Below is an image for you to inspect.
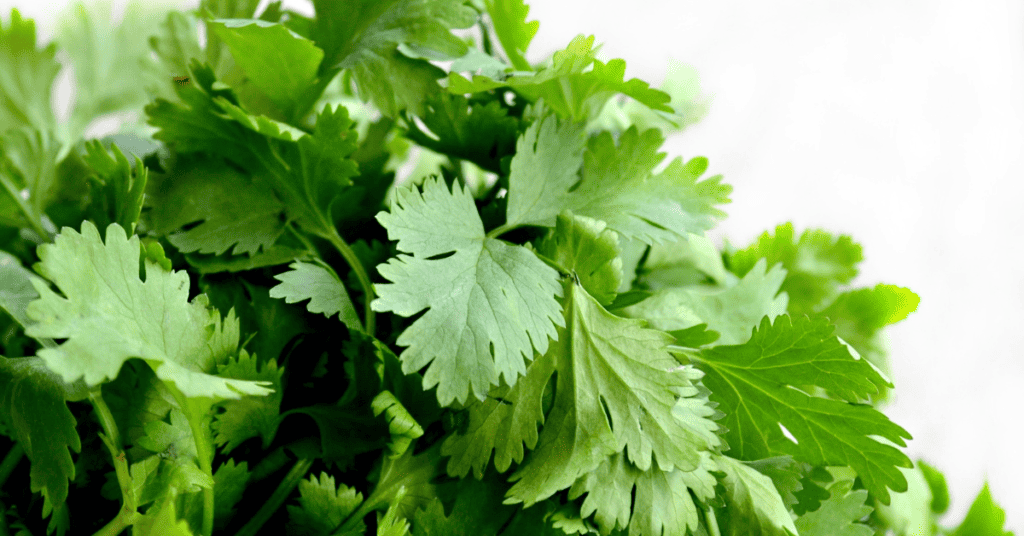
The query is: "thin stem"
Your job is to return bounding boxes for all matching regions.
[0,443,23,490]
[704,504,722,536]
[0,172,49,242]
[485,222,518,240]
[89,389,142,536]
[324,228,375,336]
[0,499,9,536]
[233,458,314,536]
[286,222,319,256]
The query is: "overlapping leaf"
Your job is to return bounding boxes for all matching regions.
[505,116,729,244]
[286,472,366,536]
[24,221,272,399]
[269,261,362,333]
[372,175,564,406]
[212,350,284,452]
[311,0,476,117]
[0,9,58,133]
[714,454,798,536]
[568,451,719,536]
[403,93,520,173]
[794,479,873,536]
[449,35,673,121]
[692,314,913,503]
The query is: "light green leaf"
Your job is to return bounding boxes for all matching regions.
[0,250,44,328]
[624,258,788,345]
[948,483,1014,536]
[568,451,718,536]
[640,233,732,290]
[506,282,720,506]
[372,175,564,406]
[795,479,873,536]
[873,463,938,536]
[0,9,59,132]
[692,314,912,504]
[83,141,148,234]
[269,261,362,332]
[484,0,539,71]
[210,18,324,120]
[537,211,623,307]
[728,222,863,316]
[504,114,587,230]
[715,454,798,536]
[24,221,272,400]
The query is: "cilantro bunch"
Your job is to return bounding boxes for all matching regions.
[0,1,1014,535]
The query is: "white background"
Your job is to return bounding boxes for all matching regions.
[2,0,1022,532]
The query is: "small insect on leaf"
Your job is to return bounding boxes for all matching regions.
[173,76,190,86]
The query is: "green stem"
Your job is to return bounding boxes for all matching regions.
[704,504,722,536]
[0,444,23,491]
[89,389,142,536]
[485,222,518,240]
[286,222,319,256]
[234,458,314,536]
[0,172,49,242]
[324,228,376,336]
[0,499,9,536]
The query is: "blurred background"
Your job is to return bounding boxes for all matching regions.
[1,0,1021,532]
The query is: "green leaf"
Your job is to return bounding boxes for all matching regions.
[714,454,798,536]
[310,0,476,117]
[536,211,623,307]
[506,282,720,506]
[269,261,362,333]
[56,1,169,139]
[209,18,325,120]
[0,356,82,515]
[371,390,424,458]
[692,314,912,504]
[504,117,728,243]
[403,93,520,174]
[639,232,732,289]
[212,350,284,452]
[568,451,718,536]
[873,463,939,536]
[623,258,789,345]
[147,71,360,239]
[917,460,949,514]
[24,221,272,399]
[450,35,673,121]
[372,175,564,406]
[484,0,539,71]
[83,141,148,234]
[503,113,587,230]
[411,474,516,535]
[794,479,873,536]
[0,9,59,133]
[286,472,365,536]
[727,223,863,316]
[948,483,1014,536]
[0,250,45,328]
[136,406,215,494]
[147,154,285,256]
[211,458,250,530]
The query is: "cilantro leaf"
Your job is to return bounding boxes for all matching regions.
[506,283,720,506]
[0,250,44,328]
[714,454,798,536]
[0,9,58,133]
[270,261,362,333]
[568,451,718,536]
[286,472,366,536]
[504,117,729,243]
[371,390,424,459]
[537,212,623,307]
[136,407,215,494]
[0,356,82,515]
[310,0,476,117]
[403,93,521,174]
[372,175,564,406]
[484,0,539,71]
[623,258,789,345]
[147,154,286,256]
[212,350,284,452]
[727,223,863,316]
[948,483,1014,536]
[795,479,873,536]
[817,283,920,375]
[410,473,516,535]
[147,68,360,239]
[450,35,673,121]
[639,232,732,290]
[24,221,272,399]
[691,314,913,504]
[209,18,325,121]
[82,141,148,234]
